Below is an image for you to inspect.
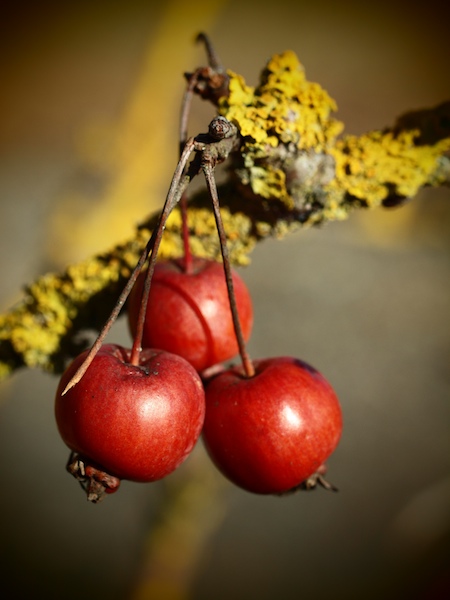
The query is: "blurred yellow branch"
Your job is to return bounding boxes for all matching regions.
[128,447,229,600]
[1,47,449,381]
[47,0,227,265]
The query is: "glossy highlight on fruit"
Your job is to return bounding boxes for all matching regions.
[202,356,342,494]
[55,344,205,483]
[127,257,253,372]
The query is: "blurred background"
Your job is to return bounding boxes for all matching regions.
[0,1,449,598]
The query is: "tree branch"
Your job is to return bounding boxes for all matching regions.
[1,49,449,381]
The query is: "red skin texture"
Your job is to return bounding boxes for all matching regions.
[202,357,342,494]
[55,344,205,482]
[127,257,253,372]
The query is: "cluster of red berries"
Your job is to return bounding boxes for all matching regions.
[55,250,342,502]
[54,38,342,503]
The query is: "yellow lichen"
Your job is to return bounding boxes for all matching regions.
[220,52,342,153]
[328,130,450,206]
[248,166,288,202]
[219,51,343,208]
[0,242,147,373]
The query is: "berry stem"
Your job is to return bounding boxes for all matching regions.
[61,229,157,394]
[196,32,222,70]
[203,163,255,378]
[179,77,195,274]
[179,191,193,274]
[63,138,199,391]
[130,139,197,365]
[179,73,195,158]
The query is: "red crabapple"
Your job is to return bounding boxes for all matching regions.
[55,343,205,501]
[127,257,253,372]
[202,356,342,494]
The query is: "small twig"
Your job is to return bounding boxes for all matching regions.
[62,111,243,389]
[195,32,223,71]
[178,191,194,274]
[178,60,198,274]
[63,138,198,390]
[199,117,255,378]
[183,32,229,105]
[129,139,195,365]
[61,230,157,394]
[203,164,255,379]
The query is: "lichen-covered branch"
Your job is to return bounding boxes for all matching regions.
[217,51,450,218]
[1,50,449,382]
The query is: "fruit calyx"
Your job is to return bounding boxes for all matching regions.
[282,464,339,495]
[66,452,121,504]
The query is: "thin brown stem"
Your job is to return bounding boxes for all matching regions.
[178,75,197,274]
[179,74,196,155]
[129,180,190,365]
[179,192,193,274]
[130,139,196,365]
[196,32,222,71]
[63,138,198,389]
[61,229,157,394]
[203,163,255,378]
